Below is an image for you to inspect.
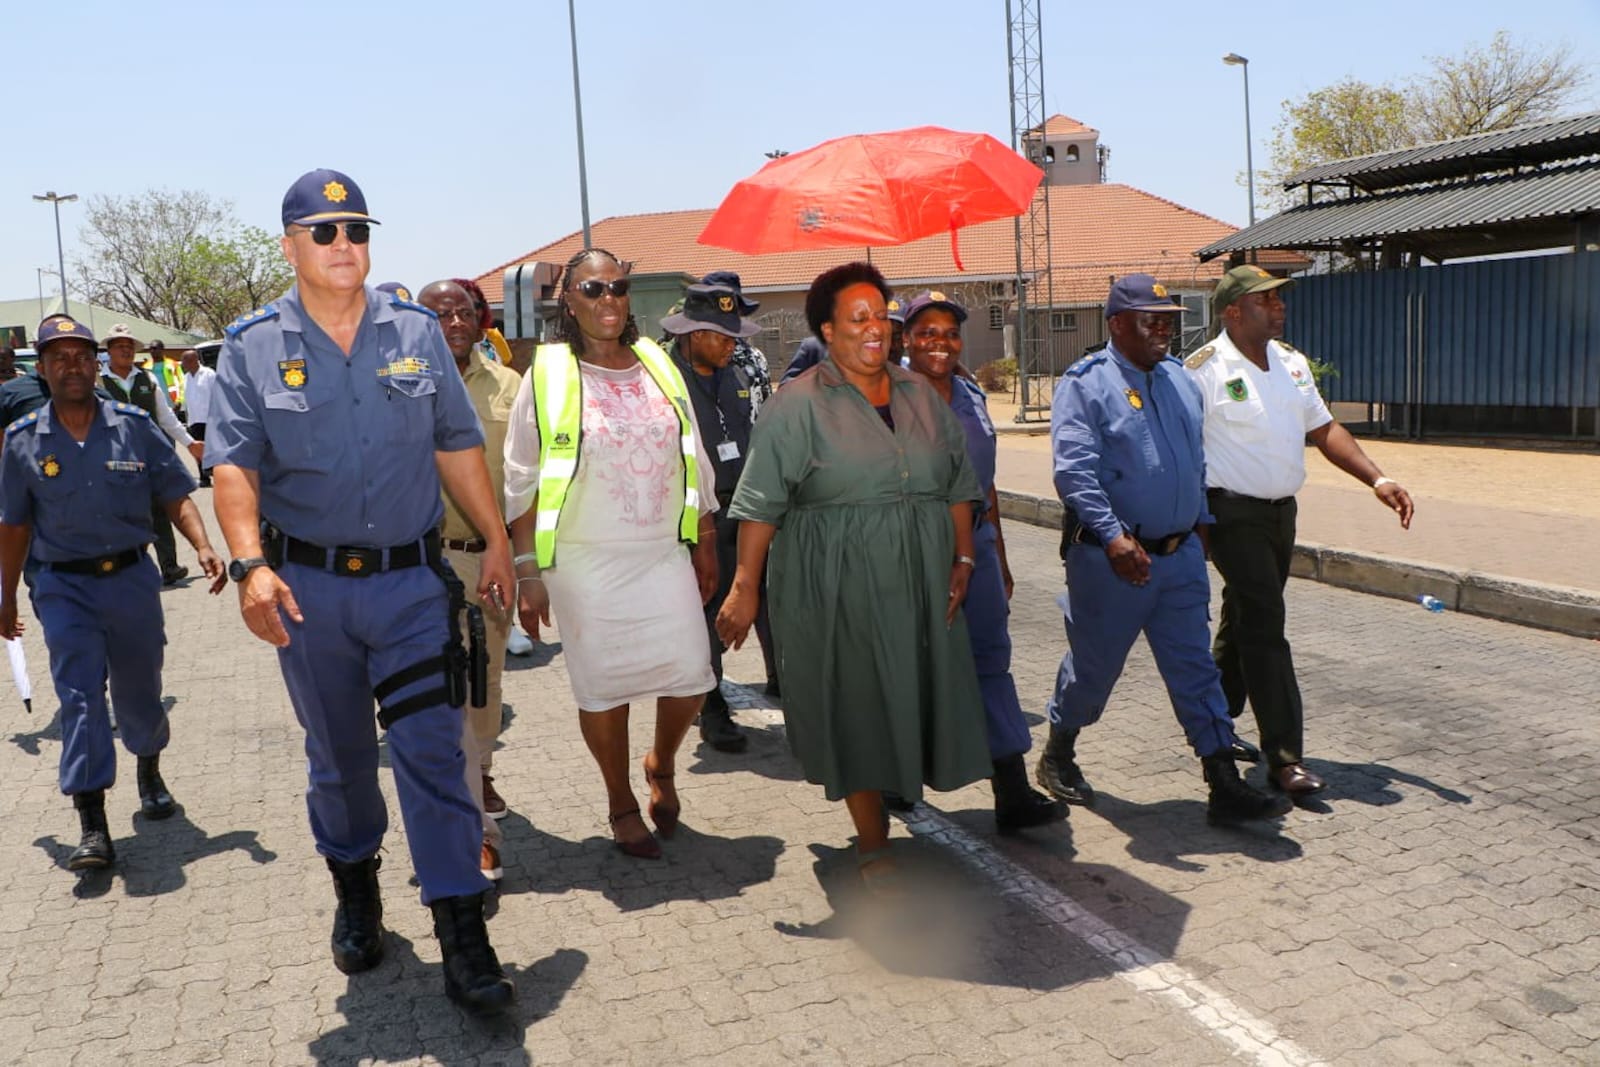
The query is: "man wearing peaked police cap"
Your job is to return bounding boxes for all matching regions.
[1036,274,1291,825]
[1183,265,1414,798]
[662,285,763,753]
[0,318,227,875]
[204,168,515,1015]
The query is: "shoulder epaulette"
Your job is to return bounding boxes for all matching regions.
[388,293,437,318]
[1065,352,1106,377]
[225,305,280,338]
[1276,339,1302,355]
[111,401,152,420]
[5,411,39,436]
[1183,344,1216,370]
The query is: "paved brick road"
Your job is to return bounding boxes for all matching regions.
[2,516,1596,1065]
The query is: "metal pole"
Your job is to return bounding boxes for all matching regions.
[566,0,593,250]
[1242,61,1256,228]
[32,191,77,317]
[36,268,45,323]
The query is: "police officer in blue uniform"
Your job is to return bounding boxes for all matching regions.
[1034,275,1291,824]
[0,318,226,873]
[900,290,1066,834]
[205,170,515,1015]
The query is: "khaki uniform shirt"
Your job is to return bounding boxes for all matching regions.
[441,351,523,541]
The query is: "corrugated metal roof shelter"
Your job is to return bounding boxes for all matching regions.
[1197,159,1600,261]
[1197,110,1600,263]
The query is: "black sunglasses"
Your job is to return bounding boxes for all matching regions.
[572,278,630,299]
[299,222,371,246]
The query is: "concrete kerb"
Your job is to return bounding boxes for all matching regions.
[996,489,1600,639]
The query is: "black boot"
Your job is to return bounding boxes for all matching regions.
[993,753,1068,834]
[326,856,386,974]
[136,753,176,819]
[1202,754,1292,824]
[68,791,115,870]
[1035,729,1095,807]
[430,891,515,1016]
[698,690,748,753]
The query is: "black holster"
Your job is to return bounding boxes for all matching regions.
[371,557,482,728]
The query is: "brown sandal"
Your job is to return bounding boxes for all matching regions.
[608,808,661,860]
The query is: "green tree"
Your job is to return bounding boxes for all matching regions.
[1265,31,1590,207]
[76,189,292,336]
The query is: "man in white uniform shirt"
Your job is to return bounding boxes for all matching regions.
[180,349,217,487]
[1185,265,1414,797]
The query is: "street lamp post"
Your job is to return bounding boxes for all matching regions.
[566,0,592,251]
[1221,54,1255,229]
[32,191,78,317]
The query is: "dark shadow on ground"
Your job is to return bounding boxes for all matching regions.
[1082,790,1303,873]
[8,707,58,755]
[1240,757,1472,813]
[684,714,804,783]
[32,807,276,898]
[771,838,1188,992]
[307,931,586,1066]
[503,641,561,672]
[492,809,784,913]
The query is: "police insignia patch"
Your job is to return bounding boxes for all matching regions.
[395,287,411,302]
[930,291,947,301]
[1152,283,1168,297]
[279,359,307,389]
[41,455,59,478]
[57,322,76,333]
[1125,388,1144,411]
[1225,377,1249,402]
[718,295,734,313]
[323,181,348,203]
[346,557,364,573]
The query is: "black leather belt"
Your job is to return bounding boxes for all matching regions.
[1070,525,1191,556]
[47,547,145,576]
[280,530,441,577]
[442,537,487,553]
[1208,487,1294,506]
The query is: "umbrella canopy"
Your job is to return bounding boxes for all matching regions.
[697,126,1042,269]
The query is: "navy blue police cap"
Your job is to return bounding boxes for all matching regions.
[900,290,969,328]
[1105,273,1183,318]
[281,168,381,229]
[35,317,96,352]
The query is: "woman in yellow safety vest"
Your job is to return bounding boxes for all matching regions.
[504,248,719,860]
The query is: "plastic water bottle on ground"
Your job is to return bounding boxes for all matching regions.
[1418,595,1446,613]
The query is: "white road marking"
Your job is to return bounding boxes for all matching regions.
[726,686,1324,1067]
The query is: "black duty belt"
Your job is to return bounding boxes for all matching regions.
[278,530,442,577]
[1069,524,1192,557]
[1207,487,1294,507]
[442,537,487,553]
[47,547,145,577]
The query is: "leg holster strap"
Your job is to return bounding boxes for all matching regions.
[374,656,451,729]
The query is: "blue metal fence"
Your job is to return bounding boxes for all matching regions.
[1284,252,1599,412]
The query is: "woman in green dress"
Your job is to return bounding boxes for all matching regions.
[715,262,991,887]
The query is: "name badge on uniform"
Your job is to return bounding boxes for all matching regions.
[1225,377,1250,402]
[279,359,307,389]
[378,356,430,377]
[105,460,146,472]
[717,441,741,462]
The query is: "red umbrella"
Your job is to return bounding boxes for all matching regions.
[697,126,1042,270]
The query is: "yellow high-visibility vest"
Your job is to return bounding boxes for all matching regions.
[530,338,699,567]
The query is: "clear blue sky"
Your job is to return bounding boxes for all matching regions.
[5,0,1597,325]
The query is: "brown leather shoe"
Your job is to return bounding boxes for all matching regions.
[480,842,503,883]
[481,775,507,821]
[1271,763,1326,796]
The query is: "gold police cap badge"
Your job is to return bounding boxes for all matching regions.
[323,181,348,203]
[887,299,901,313]
[930,291,946,301]
[718,295,734,313]
[1151,283,1168,297]
[1125,388,1143,411]
[1249,265,1271,278]
[57,322,75,333]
